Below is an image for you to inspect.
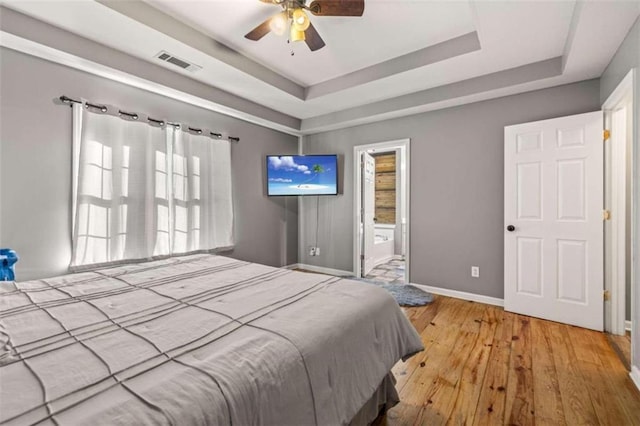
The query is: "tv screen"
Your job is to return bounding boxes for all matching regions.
[266,155,338,196]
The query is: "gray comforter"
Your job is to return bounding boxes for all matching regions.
[0,254,423,425]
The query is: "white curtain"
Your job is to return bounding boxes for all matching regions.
[71,104,234,268]
[167,127,234,254]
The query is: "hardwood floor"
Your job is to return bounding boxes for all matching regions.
[378,295,640,425]
[607,332,632,371]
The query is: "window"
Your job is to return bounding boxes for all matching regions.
[74,141,129,265]
[71,104,233,268]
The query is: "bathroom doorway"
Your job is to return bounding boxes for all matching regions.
[354,139,410,284]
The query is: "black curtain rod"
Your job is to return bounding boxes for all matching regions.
[85,102,108,113]
[58,95,239,142]
[118,110,139,120]
[60,95,81,104]
[148,117,166,127]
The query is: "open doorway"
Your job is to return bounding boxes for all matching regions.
[603,69,635,370]
[354,139,410,284]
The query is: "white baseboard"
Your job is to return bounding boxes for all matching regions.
[286,267,505,307]
[283,263,302,270]
[625,320,632,332]
[285,263,353,277]
[631,366,640,393]
[410,283,504,307]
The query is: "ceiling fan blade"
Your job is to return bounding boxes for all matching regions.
[308,0,365,16]
[304,22,326,51]
[244,17,272,41]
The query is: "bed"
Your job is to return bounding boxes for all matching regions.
[0,254,423,425]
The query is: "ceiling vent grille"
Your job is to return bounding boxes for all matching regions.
[155,51,201,73]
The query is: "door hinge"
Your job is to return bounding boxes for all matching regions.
[604,129,611,141]
[603,210,611,221]
[360,254,365,260]
[604,290,610,301]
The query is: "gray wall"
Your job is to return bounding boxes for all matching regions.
[0,6,300,133]
[0,47,298,281]
[300,79,601,299]
[600,16,640,105]
[600,15,640,379]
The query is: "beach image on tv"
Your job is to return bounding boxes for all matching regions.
[267,155,337,196]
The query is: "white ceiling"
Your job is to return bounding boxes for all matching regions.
[1,0,639,134]
[148,0,478,86]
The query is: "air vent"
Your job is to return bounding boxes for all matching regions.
[155,51,201,73]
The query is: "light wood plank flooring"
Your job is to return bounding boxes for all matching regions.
[377,295,640,425]
[608,332,632,371]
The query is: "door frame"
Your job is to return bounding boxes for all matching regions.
[353,139,410,281]
[603,69,635,336]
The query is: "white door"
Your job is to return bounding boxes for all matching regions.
[362,152,376,276]
[504,111,604,331]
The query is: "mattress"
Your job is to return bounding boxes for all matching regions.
[0,254,423,425]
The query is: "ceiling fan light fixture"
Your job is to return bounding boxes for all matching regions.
[269,12,287,36]
[292,8,310,31]
[290,26,306,42]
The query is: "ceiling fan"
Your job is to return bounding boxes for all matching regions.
[244,0,365,52]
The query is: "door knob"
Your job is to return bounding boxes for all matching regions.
[507,225,516,232]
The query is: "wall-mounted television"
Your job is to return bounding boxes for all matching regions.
[266,155,338,196]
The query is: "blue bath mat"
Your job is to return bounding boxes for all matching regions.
[348,277,433,307]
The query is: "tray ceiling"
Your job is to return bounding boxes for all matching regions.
[1,0,639,134]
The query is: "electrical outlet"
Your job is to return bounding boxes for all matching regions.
[309,247,316,256]
[471,266,480,278]
[315,247,320,256]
